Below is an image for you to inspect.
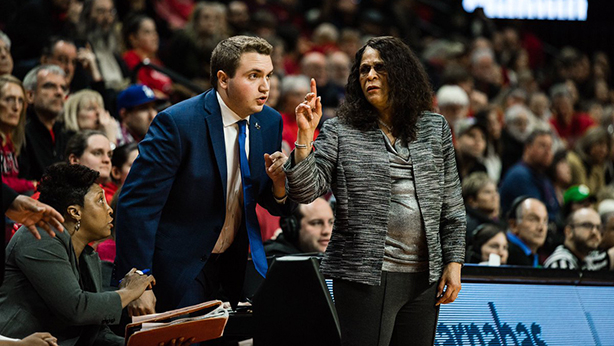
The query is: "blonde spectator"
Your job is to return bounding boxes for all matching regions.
[62,89,118,145]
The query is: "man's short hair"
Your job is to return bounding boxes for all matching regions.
[462,172,493,201]
[210,35,273,90]
[504,104,533,124]
[23,65,66,91]
[566,207,598,228]
[41,36,77,58]
[524,128,552,147]
[507,195,531,221]
[0,31,11,49]
[436,85,469,107]
[280,75,310,97]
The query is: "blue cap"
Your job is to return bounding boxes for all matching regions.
[117,84,163,111]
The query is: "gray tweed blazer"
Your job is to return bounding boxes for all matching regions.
[285,113,466,286]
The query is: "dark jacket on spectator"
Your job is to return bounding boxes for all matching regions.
[264,233,302,257]
[506,232,540,267]
[18,108,71,181]
[500,128,524,180]
[465,207,499,246]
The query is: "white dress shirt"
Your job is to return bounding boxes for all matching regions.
[212,92,250,253]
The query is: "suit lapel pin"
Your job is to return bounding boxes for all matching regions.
[255,122,261,130]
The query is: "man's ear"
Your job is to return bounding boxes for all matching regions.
[217,70,229,89]
[68,154,79,165]
[26,90,35,104]
[508,219,519,234]
[564,225,573,239]
[66,205,81,221]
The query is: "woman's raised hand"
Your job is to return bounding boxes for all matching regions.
[295,78,322,133]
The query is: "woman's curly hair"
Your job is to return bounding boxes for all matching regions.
[337,36,433,143]
[38,163,100,216]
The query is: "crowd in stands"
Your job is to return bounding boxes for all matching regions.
[1,0,614,343]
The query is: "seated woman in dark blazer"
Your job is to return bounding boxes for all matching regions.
[0,164,155,345]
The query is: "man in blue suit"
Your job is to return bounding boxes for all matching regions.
[114,36,295,315]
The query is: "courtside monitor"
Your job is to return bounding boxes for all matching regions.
[252,255,341,346]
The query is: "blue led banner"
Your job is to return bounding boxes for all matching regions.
[436,283,614,345]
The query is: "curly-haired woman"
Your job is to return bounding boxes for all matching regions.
[283,36,466,346]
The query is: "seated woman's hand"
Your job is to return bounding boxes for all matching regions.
[120,268,156,291]
[117,268,156,312]
[127,290,157,316]
[15,332,58,346]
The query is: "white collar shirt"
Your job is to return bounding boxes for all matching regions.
[212,91,250,253]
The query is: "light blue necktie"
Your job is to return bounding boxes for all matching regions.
[237,120,268,277]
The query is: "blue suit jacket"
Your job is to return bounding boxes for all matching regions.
[114,89,294,310]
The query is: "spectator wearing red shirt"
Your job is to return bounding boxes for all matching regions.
[122,15,172,97]
[549,83,595,148]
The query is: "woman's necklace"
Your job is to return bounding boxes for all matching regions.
[378,119,396,145]
[378,119,393,132]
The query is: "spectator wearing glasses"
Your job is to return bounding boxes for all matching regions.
[18,65,71,181]
[545,207,611,270]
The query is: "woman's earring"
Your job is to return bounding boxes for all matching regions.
[75,220,80,233]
